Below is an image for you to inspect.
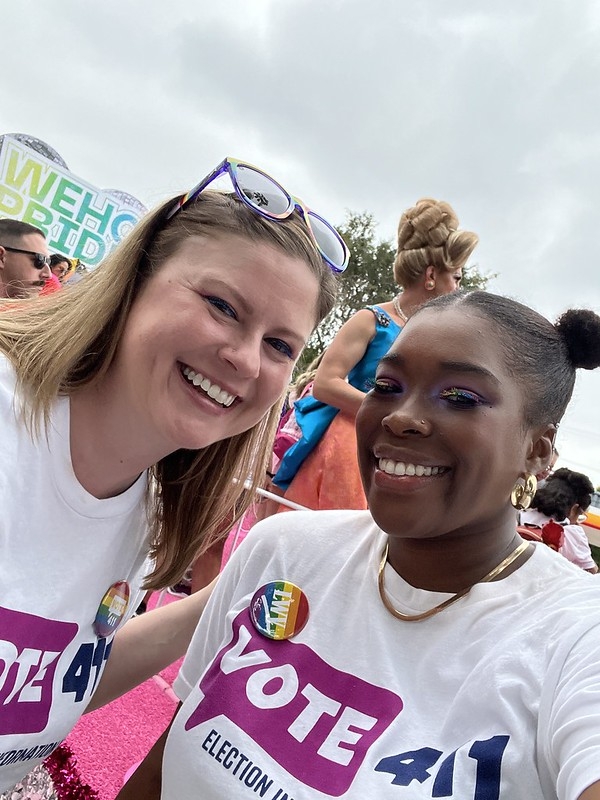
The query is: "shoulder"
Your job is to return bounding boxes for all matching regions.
[529,545,600,615]
[365,305,394,327]
[0,352,16,387]
[563,522,589,540]
[228,509,379,578]
[324,311,378,354]
[244,509,375,551]
[0,353,19,414]
[344,307,380,330]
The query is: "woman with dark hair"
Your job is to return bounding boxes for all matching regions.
[49,253,70,280]
[122,291,600,799]
[40,253,71,294]
[521,467,598,572]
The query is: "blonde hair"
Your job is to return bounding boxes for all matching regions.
[289,352,324,400]
[0,192,338,588]
[393,197,478,288]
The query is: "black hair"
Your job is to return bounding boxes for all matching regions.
[415,291,600,426]
[0,218,46,242]
[532,482,577,520]
[49,254,70,268]
[532,467,594,519]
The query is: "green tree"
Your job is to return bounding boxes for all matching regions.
[298,211,494,371]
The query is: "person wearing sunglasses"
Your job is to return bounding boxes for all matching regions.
[39,254,71,296]
[49,254,71,281]
[0,157,342,793]
[0,218,52,299]
[119,292,600,800]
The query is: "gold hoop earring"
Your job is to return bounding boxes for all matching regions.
[510,474,537,510]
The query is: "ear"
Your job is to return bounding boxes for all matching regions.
[0,246,6,270]
[425,265,436,283]
[525,423,556,478]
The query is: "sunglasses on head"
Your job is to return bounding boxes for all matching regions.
[1,245,51,270]
[166,157,349,273]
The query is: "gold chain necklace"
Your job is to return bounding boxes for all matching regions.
[392,295,408,324]
[378,540,529,622]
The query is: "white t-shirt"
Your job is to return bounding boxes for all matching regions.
[166,509,600,800]
[521,508,596,570]
[0,356,150,791]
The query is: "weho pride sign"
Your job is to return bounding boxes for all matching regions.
[0,136,144,268]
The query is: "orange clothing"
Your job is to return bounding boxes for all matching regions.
[277,412,367,512]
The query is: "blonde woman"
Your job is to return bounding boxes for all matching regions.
[0,157,345,792]
[273,197,478,511]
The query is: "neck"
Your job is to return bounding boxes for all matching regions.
[385,514,523,593]
[69,380,161,499]
[397,286,431,320]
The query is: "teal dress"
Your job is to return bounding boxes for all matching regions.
[273,306,402,489]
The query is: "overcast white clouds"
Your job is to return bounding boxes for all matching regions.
[2,0,600,480]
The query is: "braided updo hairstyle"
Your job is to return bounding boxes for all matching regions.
[414,291,600,427]
[393,198,479,287]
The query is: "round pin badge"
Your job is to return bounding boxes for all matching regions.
[94,581,130,638]
[250,580,309,640]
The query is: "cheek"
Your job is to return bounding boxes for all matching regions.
[252,363,294,410]
[355,403,379,450]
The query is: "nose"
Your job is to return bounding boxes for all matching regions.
[381,405,431,437]
[220,335,262,380]
[39,263,51,279]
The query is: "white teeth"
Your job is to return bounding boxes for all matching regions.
[181,365,236,407]
[378,459,446,477]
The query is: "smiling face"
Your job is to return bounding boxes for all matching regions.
[0,232,51,298]
[103,232,320,459]
[357,307,549,545]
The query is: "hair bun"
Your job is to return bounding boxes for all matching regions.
[397,198,459,252]
[550,467,594,499]
[555,309,600,370]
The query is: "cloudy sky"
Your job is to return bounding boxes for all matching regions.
[3,0,600,484]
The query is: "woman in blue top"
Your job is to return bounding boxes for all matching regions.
[273,197,478,511]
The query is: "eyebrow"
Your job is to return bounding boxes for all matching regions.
[378,353,501,384]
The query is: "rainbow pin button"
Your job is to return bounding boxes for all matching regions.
[94,581,130,638]
[250,581,309,640]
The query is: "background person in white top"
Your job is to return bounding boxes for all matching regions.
[0,157,344,792]
[120,290,600,800]
[521,467,598,572]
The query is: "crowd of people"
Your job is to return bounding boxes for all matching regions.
[0,219,80,301]
[271,197,478,512]
[2,157,600,800]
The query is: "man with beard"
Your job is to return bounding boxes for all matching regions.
[0,219,51,299]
